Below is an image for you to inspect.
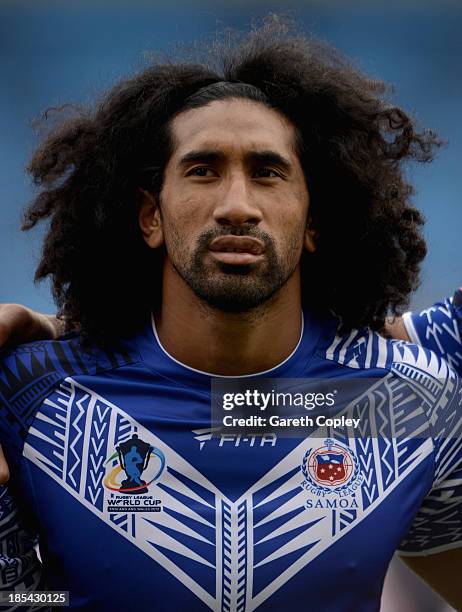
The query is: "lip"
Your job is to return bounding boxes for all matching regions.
[208,235,265,255]
[208,235,265,265]
[208,251,264,265]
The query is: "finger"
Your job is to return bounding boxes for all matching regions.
[0,445,10,484]
[0,304,33,348]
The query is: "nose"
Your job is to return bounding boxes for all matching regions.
[212,174,263,227]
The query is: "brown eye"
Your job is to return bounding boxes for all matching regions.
[188,167,215,177]
[254,168,280,178]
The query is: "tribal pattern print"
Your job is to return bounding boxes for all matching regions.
[0,487,43,609]
[22,368,459,611]
[403,290,462,374]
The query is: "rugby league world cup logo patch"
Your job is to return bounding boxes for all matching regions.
[301,438,363,509]
[104,433,165,494]
[103,434,166,513]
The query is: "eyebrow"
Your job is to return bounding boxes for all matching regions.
[178,149,293,172]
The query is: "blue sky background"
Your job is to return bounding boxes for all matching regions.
[1,0,461,313]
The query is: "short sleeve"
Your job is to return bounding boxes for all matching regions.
[402,289,462,376]
[398,369,462,556]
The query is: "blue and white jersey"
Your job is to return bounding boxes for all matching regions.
[403,288,462,375]
[0,309,461,611]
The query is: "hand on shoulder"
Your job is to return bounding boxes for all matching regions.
[0,303,63,348]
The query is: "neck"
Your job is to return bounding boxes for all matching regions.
[154,263,303,376]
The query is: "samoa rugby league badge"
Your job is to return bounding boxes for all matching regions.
[301,438,363,510]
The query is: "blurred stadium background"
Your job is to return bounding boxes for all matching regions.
[0,1,460,610]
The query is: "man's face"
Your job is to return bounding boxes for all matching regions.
[143,98,314,312]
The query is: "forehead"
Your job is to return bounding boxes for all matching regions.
[169,99,298,160]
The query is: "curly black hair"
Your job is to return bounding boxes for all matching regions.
[22,16,441,346]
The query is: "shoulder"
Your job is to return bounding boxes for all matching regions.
[0,333,139,389]
[319,323,453,382]
[318,325,461,449]
[0,334,140,438]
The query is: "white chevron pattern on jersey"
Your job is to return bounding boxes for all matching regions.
[22,377,437,611]
[322,323,452,379]
[404,297,462,372]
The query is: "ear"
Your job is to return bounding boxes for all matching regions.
[303,217,317,253]
[138,189,164,249]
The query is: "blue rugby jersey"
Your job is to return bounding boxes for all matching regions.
[403,288,462,375]
[0,309,462,611]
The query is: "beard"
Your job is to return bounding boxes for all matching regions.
[166,225,301,313]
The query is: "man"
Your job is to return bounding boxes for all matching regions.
[0,19,461,611]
